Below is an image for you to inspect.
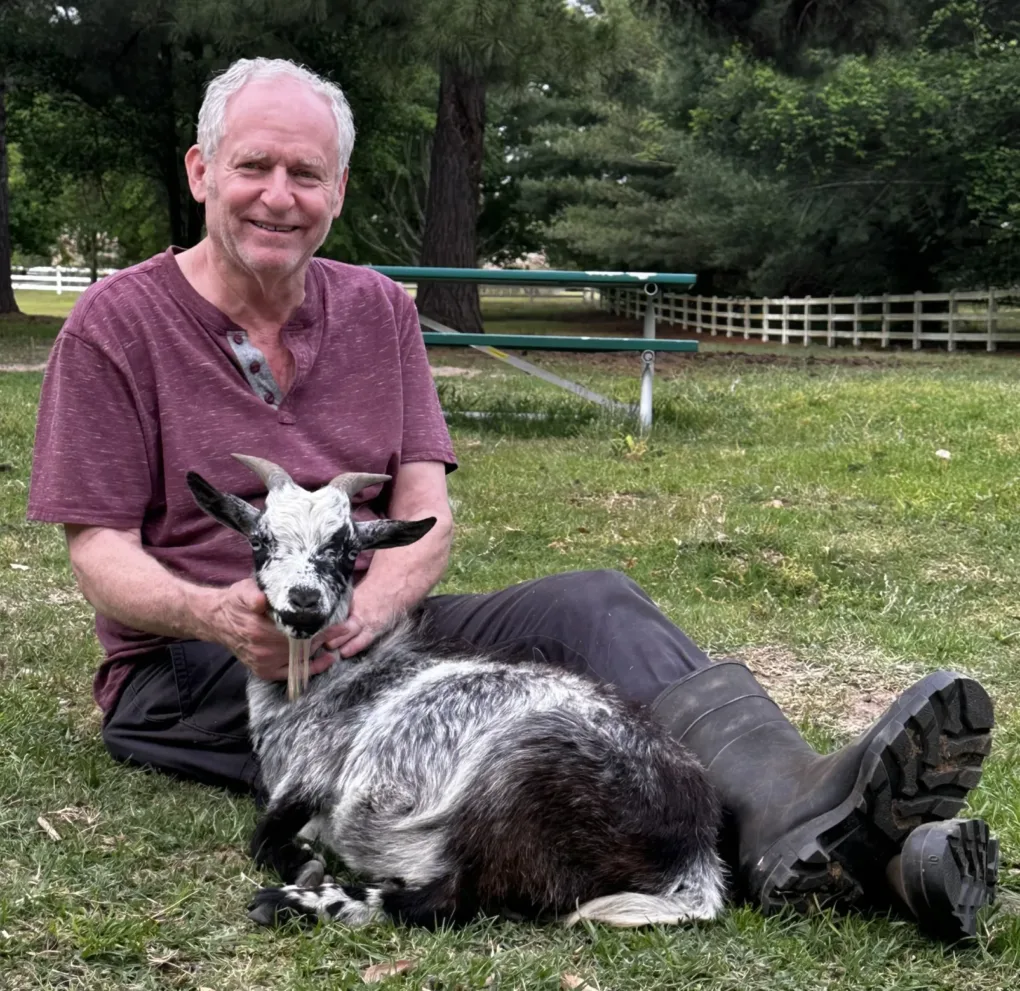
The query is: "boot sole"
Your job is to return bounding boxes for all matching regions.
[752,671,993,927]
[899,819,999,941]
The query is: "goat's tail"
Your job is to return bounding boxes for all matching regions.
[563,854,726,928]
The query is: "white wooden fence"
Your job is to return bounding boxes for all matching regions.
[10,268,586,299]
[11,267,116,294]
[591,287,1020,352]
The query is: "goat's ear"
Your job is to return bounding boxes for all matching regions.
[356,517,437,551]
[186,471,260,537]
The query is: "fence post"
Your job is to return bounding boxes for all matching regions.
[852,295,862,347]
[912,291,922,350]
[881,294,890,348]
[710,295,717,336]
[762,298,771,341]
[947,289,957,352]
[781,297,790,344]
[744,298,751,339]
[55,266,63,295]
[803,296,812,346]
[987,289,998,352]
[827,296,835,347]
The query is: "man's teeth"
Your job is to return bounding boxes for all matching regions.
[252,222,297,232]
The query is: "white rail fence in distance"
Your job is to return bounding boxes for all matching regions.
[11,267,117,294]
[591,287,1019,352]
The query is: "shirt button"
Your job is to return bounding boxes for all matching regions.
[264,392,275,404]
[233,333,244,344]
[250,361,261,373]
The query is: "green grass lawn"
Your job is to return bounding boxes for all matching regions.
[2,295,1020,989]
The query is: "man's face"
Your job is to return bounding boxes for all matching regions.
[187,77,347,280]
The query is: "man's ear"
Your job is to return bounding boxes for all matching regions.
[186,471,260,536]
[356,517,436,551]
[184,144,209,203]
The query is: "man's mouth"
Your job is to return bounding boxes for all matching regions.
[250,221,299,233]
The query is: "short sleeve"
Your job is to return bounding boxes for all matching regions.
[28,331,154,527]
[394,290,458,472]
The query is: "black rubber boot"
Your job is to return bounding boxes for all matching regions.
[652,662,994,924]
[887,819,999,941]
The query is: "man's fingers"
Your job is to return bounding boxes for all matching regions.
[339,631,374,659]
[309,650,339,675]
[324,619,361,652]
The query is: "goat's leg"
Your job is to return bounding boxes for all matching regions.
[247,874,469,929]
[250,794,324,885]
[248,881,385,927]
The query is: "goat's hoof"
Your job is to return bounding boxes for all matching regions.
[294,859,326,887]
[248,885,314,927]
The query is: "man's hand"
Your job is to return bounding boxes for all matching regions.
[203,578,339,681]
[320,597,394,659]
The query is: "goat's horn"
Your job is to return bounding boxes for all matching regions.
[328,472,391,497]
[232,454,294,491]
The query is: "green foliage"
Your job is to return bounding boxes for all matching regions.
[530,0,1020,295]
[8,93,171,269]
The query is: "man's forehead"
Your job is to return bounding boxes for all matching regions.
[219,78,338,159]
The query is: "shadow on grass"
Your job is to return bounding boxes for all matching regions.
[435,379,724,440]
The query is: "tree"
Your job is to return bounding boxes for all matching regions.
[635,0,922,65]
[413,0,608,332]
[8,91,172,274]
[0,70,17,314]
[528,0,1020,295]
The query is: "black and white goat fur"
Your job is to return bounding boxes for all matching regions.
[187,454,725,929]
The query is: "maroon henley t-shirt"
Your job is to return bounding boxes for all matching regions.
[27,247,457,713]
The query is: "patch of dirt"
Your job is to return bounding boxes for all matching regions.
[731,646,827,726]
[842,686,899,735]
[726,646,903,736]
[45,586,88,607]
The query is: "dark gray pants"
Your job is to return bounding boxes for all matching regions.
[102,570,710,795]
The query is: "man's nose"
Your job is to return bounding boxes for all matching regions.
[261,166,296,211]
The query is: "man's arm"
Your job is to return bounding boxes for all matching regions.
[324,460,454,657]
[64,525,336,680]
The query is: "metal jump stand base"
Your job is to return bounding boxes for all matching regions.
[422,288,667,432]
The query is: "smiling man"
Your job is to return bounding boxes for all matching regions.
[28,58,999,942]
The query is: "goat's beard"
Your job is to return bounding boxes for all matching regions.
[287,637,311,702]
[274,587,353,702]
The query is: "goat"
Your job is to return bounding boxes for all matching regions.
[186,454,725,929]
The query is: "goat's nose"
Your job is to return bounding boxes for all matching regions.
[289,586,322,611]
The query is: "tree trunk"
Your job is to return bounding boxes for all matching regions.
[0,73,20,315]
[416,61,485,333]
[89,230,98,283]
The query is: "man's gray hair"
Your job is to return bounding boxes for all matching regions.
[197,58,356,173]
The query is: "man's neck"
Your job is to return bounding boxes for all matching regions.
[174,240,307,336]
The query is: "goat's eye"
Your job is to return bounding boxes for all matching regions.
[250,537,263,551]
[347,549,359,561]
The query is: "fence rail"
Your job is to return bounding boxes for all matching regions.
[591,287,1020,352]
[11,267,116,294]
[11,268,585,298]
